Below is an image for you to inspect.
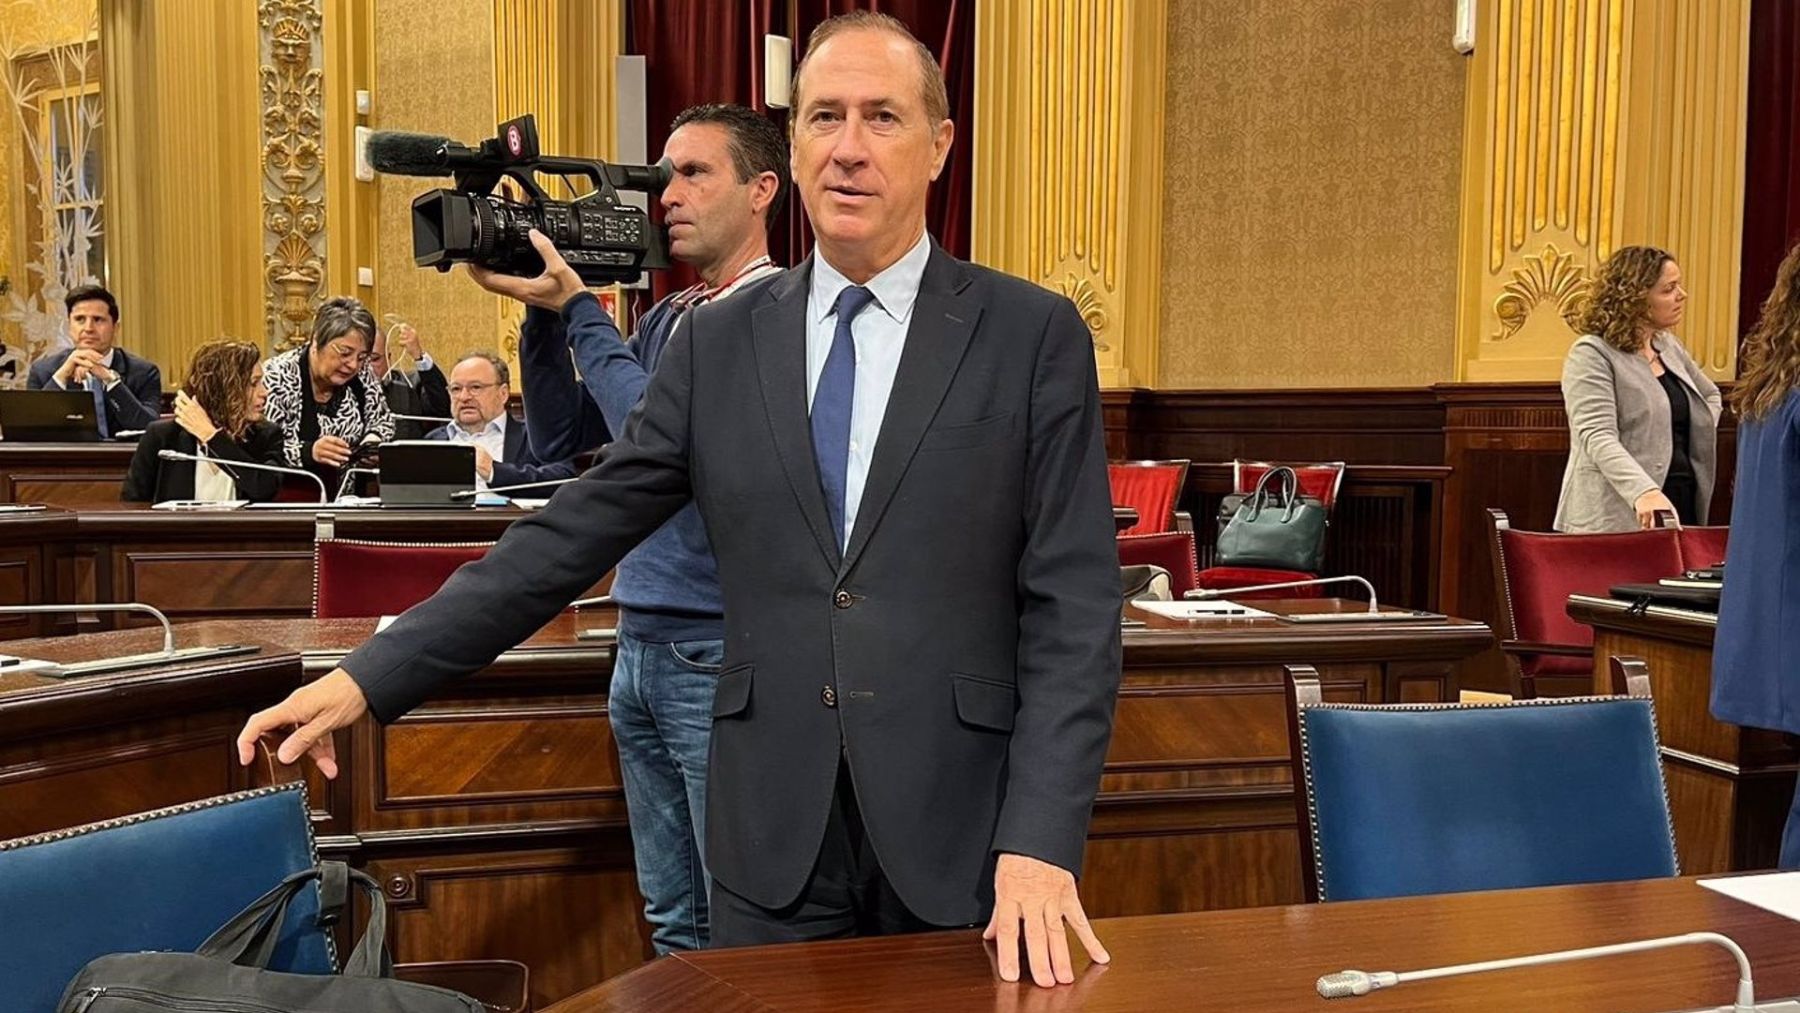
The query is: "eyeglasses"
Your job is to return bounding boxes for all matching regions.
[327,342,371,366]
[448,382,500,396]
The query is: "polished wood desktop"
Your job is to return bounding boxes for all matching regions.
[0,602,1490,1005]
[1569,594,1796,874]
[547,875,1800,1013]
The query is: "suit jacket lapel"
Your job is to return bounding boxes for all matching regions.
[752,258,842,569]
[839,248,980,575]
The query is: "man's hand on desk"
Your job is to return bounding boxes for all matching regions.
[984,852,1111,988]
[235,668,368,779]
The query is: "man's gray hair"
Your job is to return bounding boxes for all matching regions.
[457,350,511,388]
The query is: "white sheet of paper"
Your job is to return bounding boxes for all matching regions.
[375,615,399,632]
[1699,872,1800,922]
[1133,600,1278,621]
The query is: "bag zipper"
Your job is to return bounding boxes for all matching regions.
[73,985,294,1013]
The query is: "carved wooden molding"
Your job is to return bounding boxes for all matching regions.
[259,0,327,350]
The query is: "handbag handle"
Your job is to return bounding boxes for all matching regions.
[1245,466,1299,521]
[197,862,392,978]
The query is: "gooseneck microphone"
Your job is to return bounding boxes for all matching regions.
[158,449,328,503]
[365,130,483,176]
[1188,575,1381,612]
[450,476,581,500]
[1317,932,1758,1011]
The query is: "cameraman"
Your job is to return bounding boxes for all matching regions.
[479,103,786,953]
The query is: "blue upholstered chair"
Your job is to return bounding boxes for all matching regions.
[1285,657,1679,903]
[0,782,334,1013]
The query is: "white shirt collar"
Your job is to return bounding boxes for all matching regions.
[810,231,932,327]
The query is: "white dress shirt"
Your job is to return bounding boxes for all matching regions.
[192,455,238,502]
[806,231,931,548]
[445,413,507,490]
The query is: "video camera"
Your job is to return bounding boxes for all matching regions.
[367,115,672,285]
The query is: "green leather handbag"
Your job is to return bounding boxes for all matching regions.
[1214,465,1328,572]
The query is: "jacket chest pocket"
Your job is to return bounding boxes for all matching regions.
[920,412,1015,452]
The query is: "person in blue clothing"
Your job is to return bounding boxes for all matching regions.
[1713,240,1800,868]
[471,103,787,952]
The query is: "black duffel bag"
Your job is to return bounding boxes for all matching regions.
[58,863,483,1012]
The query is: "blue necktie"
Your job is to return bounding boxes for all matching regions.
[86,374,109,438]
[812,285,874,550]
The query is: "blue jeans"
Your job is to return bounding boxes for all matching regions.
[610,630,722,952]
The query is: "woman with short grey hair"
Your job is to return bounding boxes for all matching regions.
[262,296,395,488]
[1554,246,1721,531]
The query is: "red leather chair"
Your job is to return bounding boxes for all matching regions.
[1486,509,1686,698]
[312,518,495,618]
[1675,526,1729,572]
[1117,531,1199,598]
[1108,459,1190,536]
[1195,460,1346,600]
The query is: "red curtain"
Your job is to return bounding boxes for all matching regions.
[1740,0,1800,344]
[624,0,974,306]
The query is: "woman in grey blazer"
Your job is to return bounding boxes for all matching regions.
[1556,246,1722,531]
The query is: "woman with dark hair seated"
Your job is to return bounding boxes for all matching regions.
[122,339,285,503]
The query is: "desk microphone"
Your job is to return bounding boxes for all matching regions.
[1187,575,1380,612]
[390,413,453,424]
[450,476,581,500]
[1317,932,1759,1012]
[157,449,328,503]
[0,602,258,678]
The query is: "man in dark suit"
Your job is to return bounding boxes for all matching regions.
[238,11,1119,988]
[27,284,162,436]
[372,321,452,440]
[424,351,575,495]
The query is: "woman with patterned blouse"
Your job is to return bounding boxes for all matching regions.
[262,297,395,491]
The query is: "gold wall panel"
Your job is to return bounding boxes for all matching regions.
[259,0,326,352]
[369,0,496,369]
[102,0,263,386]
[974,0,1166,389]
[1154,0,1466,390]
[1456,0,1750,381]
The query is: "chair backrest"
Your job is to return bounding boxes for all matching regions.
[314,537,494,618]
[1233,460,1346,512]
[1117,531,1199,596]
[1485,509,1685,665]
[1108,459,1189,535]
[1676,526,1729,571]
[0,783,334,1013]
[1286,659,1677,903]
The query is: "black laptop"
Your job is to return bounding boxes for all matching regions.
[378,441,475,507]
[0,390,101,442]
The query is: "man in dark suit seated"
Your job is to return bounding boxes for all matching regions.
[425,351,575,495]
[373,321,452,440]
[239,10,1119,989]
[27,284,162,437]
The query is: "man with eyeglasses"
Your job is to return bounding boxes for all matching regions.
[424,351,575,495]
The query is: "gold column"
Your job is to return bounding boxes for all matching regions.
[1455,0,1751,382]
[322,0,374,315]
[101,0,263,385]
[974,0,1167,389]
[492,0,624,370]
[260,0,327,351]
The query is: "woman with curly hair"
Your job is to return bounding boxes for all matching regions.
[121,339,285,503]
[1713,240,1800,867]
[1554,245,1722,531]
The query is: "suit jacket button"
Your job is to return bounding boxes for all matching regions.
[821,685,838,708]
[833,589,853,609]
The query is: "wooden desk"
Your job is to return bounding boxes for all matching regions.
[3,604,1489,1007]
[0,628,302,840]
[0,442,138,507]
[548,875,1800,1012]
[0,507,75,637]
[63,505,592,626]
[1569,594,1796,874]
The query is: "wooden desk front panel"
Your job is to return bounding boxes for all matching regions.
[0,444,137,508]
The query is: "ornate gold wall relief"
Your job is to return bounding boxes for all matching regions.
[260,0,325,351]
[974,0,1165,388]
[1456,0,1750,381]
